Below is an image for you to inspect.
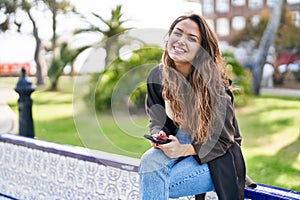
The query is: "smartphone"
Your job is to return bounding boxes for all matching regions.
[143,134,171,144]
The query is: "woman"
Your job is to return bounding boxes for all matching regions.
[139,14,246,199]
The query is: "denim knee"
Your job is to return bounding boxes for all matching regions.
[139,148,174,173]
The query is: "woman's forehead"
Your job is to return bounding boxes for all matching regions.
[174,19,200,37]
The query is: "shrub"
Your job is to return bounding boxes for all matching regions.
[222,51,252,106]
[89,45,163,111]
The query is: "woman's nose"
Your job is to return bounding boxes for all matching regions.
[177,39,186,45]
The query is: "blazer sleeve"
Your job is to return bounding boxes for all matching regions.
[145,66,177,136]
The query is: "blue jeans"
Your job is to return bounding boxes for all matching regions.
[139,129,215,199]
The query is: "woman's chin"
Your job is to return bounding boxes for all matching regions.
[170,54,188,63]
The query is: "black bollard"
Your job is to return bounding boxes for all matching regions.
[15,68,35,138]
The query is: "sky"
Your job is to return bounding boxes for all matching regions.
[0,0,201,67]
[71,0,201,29]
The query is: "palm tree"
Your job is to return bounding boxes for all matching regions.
[74,5,131,67]
[47,5,131,91]
[48,42,89,90]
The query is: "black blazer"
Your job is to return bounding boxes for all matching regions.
[146,66,246,199]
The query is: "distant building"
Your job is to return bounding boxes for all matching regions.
[0,63,31,76]
[200,0,300,42]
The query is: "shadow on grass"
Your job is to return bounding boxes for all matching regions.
[252,105,299,114]
[238,96,299,146]
[247,133,300,191]
[241,115,295,147]
[276,132,300,162]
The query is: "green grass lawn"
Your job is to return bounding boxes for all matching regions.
[4,76,300,191]
[236,95,300,191]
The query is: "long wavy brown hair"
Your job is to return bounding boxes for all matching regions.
[161,14,229,144]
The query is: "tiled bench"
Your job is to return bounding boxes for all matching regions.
[0,134,299,200]
[0,134,140,200]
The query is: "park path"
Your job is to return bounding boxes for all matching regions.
[261,87,300,97]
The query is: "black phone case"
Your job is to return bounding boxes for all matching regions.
[143,134,171,144]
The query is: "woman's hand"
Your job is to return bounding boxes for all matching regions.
[154,131,169,142]
[149,131,169,148]
[156,135,196,158]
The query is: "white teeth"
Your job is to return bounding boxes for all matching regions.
[174,46,186,53]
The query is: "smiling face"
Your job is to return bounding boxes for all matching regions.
[166,19,201,66]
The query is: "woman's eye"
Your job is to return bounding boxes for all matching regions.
[173,31,181,36]
[188,37,197,42]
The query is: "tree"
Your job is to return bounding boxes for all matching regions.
[47,42,89,90]
[229,1,300,94]
[74,5,131,68]
[230,16,268,48]
[74,5,138,110]
[91,45,163,111]
[0,0,77,87]
[0,0,16,31]
[230,7,300,52]
[22,0,45,85]
[252,0,285,95]
[0,0,46,85]
[222,51,252,106]
[275,7,300,53]
[43,0,82,90]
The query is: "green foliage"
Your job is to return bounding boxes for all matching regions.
[74,4,132,80]
[130,83,147,108]
[275,8,300,52]
[91,49,251,111]
[90,45,163,111]
[95,5,130,37]
[222,51,252,106]
[47,42,89,90]
[48,57,64,82]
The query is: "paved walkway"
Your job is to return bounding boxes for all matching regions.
[0,84,19,134]
[261,87,300,97]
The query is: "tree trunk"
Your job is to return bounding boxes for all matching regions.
[50,79,57,91]
[252,0,285,95]
[34,38,44,85]
[51,0,57,51]
[26,8,44,85]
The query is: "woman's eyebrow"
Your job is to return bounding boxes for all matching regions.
[175,27,200,39]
